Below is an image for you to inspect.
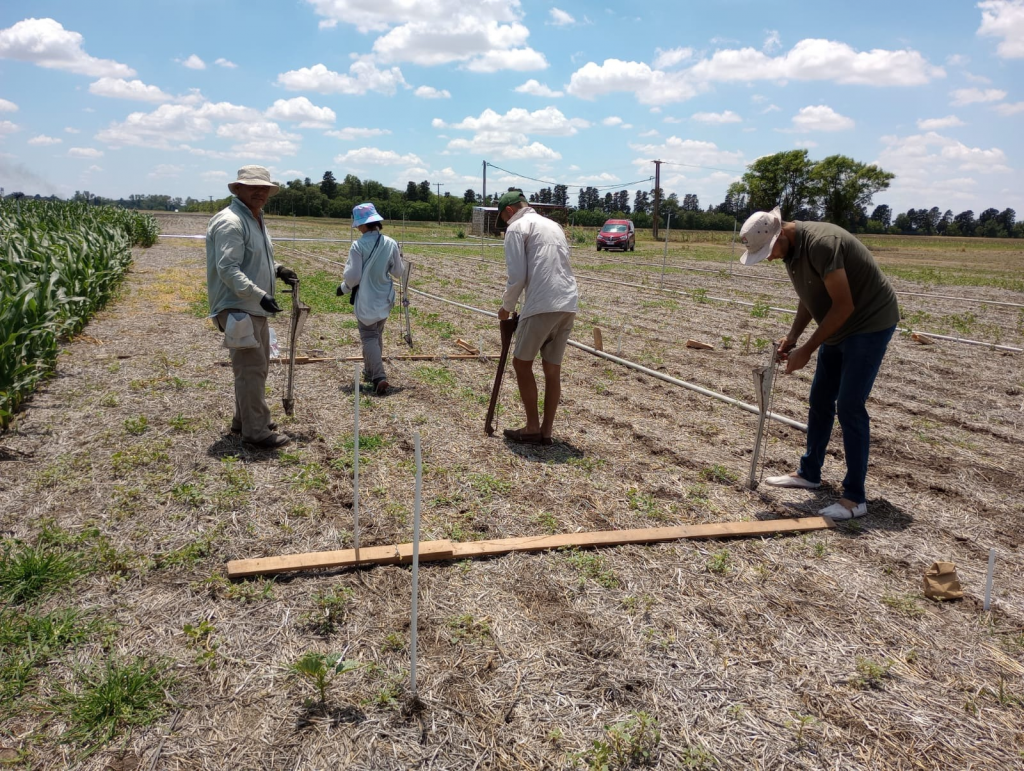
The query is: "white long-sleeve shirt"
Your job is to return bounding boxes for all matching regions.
[343,231,405,325]
[501,207,578,319]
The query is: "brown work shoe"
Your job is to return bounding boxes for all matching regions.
[245,432,291,449]
[375,380,390,395]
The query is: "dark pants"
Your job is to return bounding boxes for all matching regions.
[798,325,896,504]
[358,319,388,385]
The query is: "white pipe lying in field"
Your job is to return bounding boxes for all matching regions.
[278,246,1024,355]
[408,288,809,432]
[410,432,423,697]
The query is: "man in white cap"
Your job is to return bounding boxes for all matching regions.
[206,165,298,449]
[738,208,899,519]
[495,189,578,446]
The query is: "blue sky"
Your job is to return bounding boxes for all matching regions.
[1,0,1022,215]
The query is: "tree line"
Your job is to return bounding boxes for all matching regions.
[3,151,1018,237]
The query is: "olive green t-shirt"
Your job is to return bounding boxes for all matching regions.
[784,221,900,345]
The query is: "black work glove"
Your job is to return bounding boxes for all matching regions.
[260,294,283,314]
[336,282,351,297]
[276,265,299,286]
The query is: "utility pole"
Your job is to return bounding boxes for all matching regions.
[435,182,445,224]
[482,161,487,206]
[652,159,662,240]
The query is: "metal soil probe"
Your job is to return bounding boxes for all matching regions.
[484,312,519,436]
[282,280,311,416]
[745,342,780,490]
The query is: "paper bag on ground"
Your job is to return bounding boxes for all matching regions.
[923,561,963,601]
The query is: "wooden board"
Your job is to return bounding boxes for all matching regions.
[455,338,480,355]
[227,539,455,578]
[593,327,604,351]
[686,339,715,350]
[217,356,333,366]
[226,518,833,577]
[911,332,936,345]
[341,354,494,361]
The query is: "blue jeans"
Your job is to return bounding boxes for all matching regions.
[798,325,895,504]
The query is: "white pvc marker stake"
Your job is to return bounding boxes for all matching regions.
[410,431,423,698]
[984,548,996,611]
[353,364,360,557]
[660,212,672,288]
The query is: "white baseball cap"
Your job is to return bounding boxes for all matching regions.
[738,207,782,266]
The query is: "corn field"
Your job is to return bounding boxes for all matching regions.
[0,200,159,431]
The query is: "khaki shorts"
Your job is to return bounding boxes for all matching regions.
[513,312,575,365]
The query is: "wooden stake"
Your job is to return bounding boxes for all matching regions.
[455,338,480,355]
[911,332,936,345]
[226,517,834,577]
[984,548,996,611]
[686,339,715,350]
[593,327,604,351]
[353,365,360,557]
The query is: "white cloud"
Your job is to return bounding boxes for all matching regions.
[963,71,992,83]
[663,116,683,124]
[549,8,575,25]
[68,146,103,158]
[638,129,659,137]
[630,135,744,172]
[439,106,589,136]
[0,98,16,112]
[276,61,407,95]
[575,172,619,184]
[761,104,781,114]
[950,87,1007,104]
[179,54,206,70]
[28,135,62,145]
[0,120,19,135]
[214,57,237,69]
[763,29,781,53]
[333,147,424,166]
[653,47,692,69]
[279,170,307,179]
[325,126,392,140]
[147,163,184,178]
[946,53,970,66]
[602,116,623,126]
[88,77,172,103]
[692,110,741,124]
[195,101,262,122]
[216,121,301,158]
[514,79,563,97]
[568,39,943,105]
[794,140,818,148]
[977,0,1024,58]
[201,170,229,180]
[0,18,135,77]
[306,0,547,72]
[265,96,336,128]
[790,105,854,132]
[96,104,213,149]
[64,127,80,134]
[917,115,965,130]
[414,85,451,99]
[446,131,562,160]
[994,101,1024,115]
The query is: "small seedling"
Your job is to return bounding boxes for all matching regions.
[382,632,406,652]
[881,593,924,617]
[123,415,149,435]
[183,620,219,668]
[289,652,361,706]
[750,298,771,318]
[304,587,354,636]
[533,511,559,534]
[787,713,816,750]
[707,549,731,575]
[574,712,662,769]
[852,656,892,690]
[700,465,738,485]
[564,548,620,588]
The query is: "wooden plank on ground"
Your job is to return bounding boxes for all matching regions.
[341,354,494,361]
[686,339,715,350]
[218,357,333,366]
[227,539,455,578]
[455,338,480,355]
[226,519,832,577]
[911,332,936,345]
[593,327,604,351]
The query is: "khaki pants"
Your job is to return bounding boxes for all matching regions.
[217,311,273,442]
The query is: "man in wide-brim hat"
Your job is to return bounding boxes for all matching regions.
[205,165,299,449]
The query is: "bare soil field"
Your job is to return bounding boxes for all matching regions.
[1,212,1023,769]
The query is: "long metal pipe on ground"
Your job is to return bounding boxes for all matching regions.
[274,244,1024,355]
[408,288,809,432]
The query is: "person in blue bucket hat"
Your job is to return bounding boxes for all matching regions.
[337,202,405,394]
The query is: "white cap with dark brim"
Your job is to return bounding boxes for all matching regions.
[738,206,782,266]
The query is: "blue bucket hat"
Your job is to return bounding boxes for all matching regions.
[352,202,384,227]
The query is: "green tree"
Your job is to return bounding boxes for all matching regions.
[810,155,894,230]
[405,181,418,202]
[463,188,477,203]
[320,171,338,199]
[417,180,431,201]
[737,150,815,221]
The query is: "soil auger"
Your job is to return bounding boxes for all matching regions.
[484,312,518,436]
[282,280,311,417]
[400,260,413,347]
[745,341,780,490]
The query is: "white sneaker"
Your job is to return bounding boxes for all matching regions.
[764,473,821,490]
[819,501,868,520]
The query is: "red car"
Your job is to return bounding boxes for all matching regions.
[596,219,635,251]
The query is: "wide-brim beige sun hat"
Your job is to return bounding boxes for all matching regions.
[228,165,280,196]
[738,206,782,266]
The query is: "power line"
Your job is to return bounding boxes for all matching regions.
[484,161,653,191]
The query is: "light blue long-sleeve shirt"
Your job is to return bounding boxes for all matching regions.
[206,198,278,316]
[343,231,405,325]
